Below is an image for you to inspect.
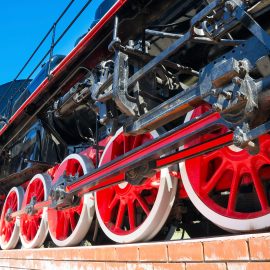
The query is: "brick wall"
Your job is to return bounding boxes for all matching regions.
[0,233,269,270]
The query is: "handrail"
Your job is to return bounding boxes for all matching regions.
[0,0,95,118]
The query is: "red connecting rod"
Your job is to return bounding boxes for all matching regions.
[67,111,233,195]
[10,111,233,218]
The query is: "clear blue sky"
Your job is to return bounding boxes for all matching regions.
[0,0,102,85]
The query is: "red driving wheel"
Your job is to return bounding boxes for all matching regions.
[20,174,51,248]
[95,128,177,243]
[0,187,24,249]
[47,154,95,246]
[180,105,270,232]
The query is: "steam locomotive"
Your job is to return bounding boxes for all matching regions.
[1,0,270,250]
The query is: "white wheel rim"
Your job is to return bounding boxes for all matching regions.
[48,153,95,247]
[95,128,177,243]
[0,186,24,250]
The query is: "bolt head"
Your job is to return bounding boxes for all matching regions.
[212,103,222,112]
[225,1,236,12]
[210,89,217,96]
[223,91,232,100]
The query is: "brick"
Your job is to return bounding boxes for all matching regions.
[168,242,203,261]
[68,246,95,261]
[0,258,41,269]
[106,262,127,270]
[72,261,105,270]
[50,260,72,270]
[94,246,116,261]
[1,247,72,261]
[54,261,106,270]
[186,263,226,270]
[66,246,115,261]
[127,263,153,270]
[139,244,167,262]
[227,262,270,270]
[204,239,249,261]
[153,263,185,270]
[249,236,270,260]
[43,247,75,261]
[0,253,106,270]
[115,246,139,262]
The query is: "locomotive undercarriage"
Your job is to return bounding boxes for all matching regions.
[1,0,270,249]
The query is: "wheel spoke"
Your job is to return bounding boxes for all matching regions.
[5,226,10,242]
[251,167,268,210]
[11,197,17,210]
[203,150,222,163]
[111,141,121,159]
[3,227,8,242]
[63,215,69,238]
[201,160,226,196]
[108,193,119,210]
[72,203,82,215]
[36,186,43,201]
[260,150,270,163]
[68,160,79,176]
[127,200,136,230]
[26,223,31,240]
[143,174,160,190]
[36,181,42,194]
[129,136,136,153]
[227,168,240,214]
[115,201,126,229]
[135,193,150,215]
[124,135,132,154]
[31,222,36,240]
[2,225,6,235]
[69,211,77,231]
[132,135,143,149]
[33,182,38,195]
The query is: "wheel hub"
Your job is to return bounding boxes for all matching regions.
[118,182,129,190]
[5,208,12,222]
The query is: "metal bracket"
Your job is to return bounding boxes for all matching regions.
[233,119,270,155]
[112,51,139,116]
[5,208,12,222]
[25,196,37,215]
[50,170,80,209]
[125,161,156,186]
[234,119,270,148]
[111,17,139,117]
[50,186,76,209]
[239,74,258,114]
[232,0,270,51]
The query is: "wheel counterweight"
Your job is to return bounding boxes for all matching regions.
[47,154,95,247]
[95,128,177,243]
[0,187,24,250]
[180,105,270,232]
